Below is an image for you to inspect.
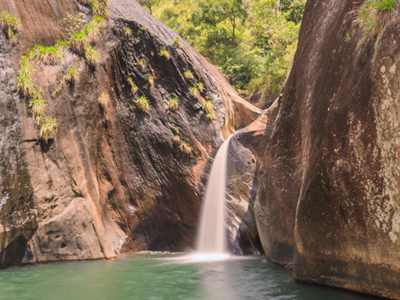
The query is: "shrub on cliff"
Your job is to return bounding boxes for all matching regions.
[98,92,110,107]
[355,0,398,34]
[160,49,171,60]
[17,56,36,98]
[1,12,20,44]
[29,93,47,125]
[85,45,101,66]
[168,97,179,111]
[179,141,192,154]
[32,45,63,65]
[39,118,58,142]
[127,77,139,94]
[135,96,151,112]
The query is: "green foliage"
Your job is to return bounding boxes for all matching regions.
[90,0,110,19]
[29,93,47,124]
[124,26,132,36]
[64,64,80,83]
[206,110,216,121]
[179,141,192,154]
[83,22,101,43]
[202,100,214,113]
[39,118,58,142]
[17,55,36,97]
[135,95,151,112]
[148,76,154,86]
[355,0,398,34]
[85,45,101,66]
[1,11,20,44]
[138,0,160,15]
[147,0,305,94]
[173,135,182,143]
[70,32,88,53]
[189,85,200,99]
[168,97,179,111]
[127,77,139,94]
[32,45,63,65]
[98,92,110,106]
[184,70,194,80]
[160,48,171,59]
[173,38,181,47]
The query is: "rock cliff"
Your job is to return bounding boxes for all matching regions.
[256,0,400,298]
[0,0,262,268]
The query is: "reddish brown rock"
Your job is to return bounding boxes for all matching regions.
[256,0,400,298]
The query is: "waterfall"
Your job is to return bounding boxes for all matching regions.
[190,135,233,260]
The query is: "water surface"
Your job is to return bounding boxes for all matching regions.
[0,253,380,300]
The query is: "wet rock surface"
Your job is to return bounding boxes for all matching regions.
[0,0,262,268]
[256,0,400,298]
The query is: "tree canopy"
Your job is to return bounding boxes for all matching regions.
[142,0,306,95]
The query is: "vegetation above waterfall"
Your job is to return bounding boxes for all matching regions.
[138,0,305,94]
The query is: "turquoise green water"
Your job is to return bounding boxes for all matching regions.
[0,253,380,300]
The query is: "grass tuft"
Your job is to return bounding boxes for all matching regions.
[127,77,139,94]
[160,49,171,60]
[173,38,181,48]
[85,45,101,66]
[202,100,214,113]
[197,82,204,92]
[179,141,192,154]
[98,92,109,106]
[206,110,216,121]
[29,92,47,124]
[174,135,182,143]
[90,0,111,19]
[83,22,101,43]
[135,95,150,112]
[168,97,179,111]
[64,64,80,83]
[148,76,154,86]
[17,55,37,97]
[32,45,63,65]
[184,70,194,80]
[124,27,132,36]
[189,86,200,100]
[1,12,21,44]
[39,118,58,142]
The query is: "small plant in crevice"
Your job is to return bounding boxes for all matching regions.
[83,22,101,43]
[32,45,63,65]
[135,37,140,44]
[148,76,154,86]
[64,64,80,83]
[91,16,107,29]
[141,26,147,31]
[354,0,399,34]
[85,45,101,66]
[127,77,138,94]
[202,100,214,113]
[1,11,20,44]
[171,124,179,134]
[29,93,47,125]
[184,70,194,80]
[189,85,200,100]
[39,118,58,143]
[90,0,111,19]
[168,97,179,111]
[139,59,145,66]
[197,82,204,92]
[52,64,80,96]
[98,92,110,107]
[124,26,132,37]
[206,110,216,121]
[135,95,150,112]
[173,135,182,143]
[160,49,170,60]
[70,32,88,53]
[173,38,181,48]
[17,55,36,98]
[179,141,192,154]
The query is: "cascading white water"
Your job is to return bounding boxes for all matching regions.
[191,135,233,260]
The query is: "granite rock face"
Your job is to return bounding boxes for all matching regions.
[0,0,262,268]
[256,0,400,298]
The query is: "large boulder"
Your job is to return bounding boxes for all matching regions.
[0,0,262,268]
[256,0,400,298]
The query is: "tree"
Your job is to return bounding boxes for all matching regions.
[138,0,160,15]
[192,0,248,44]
